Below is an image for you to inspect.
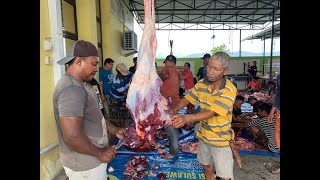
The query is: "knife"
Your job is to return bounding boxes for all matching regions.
[115,138,126,150]
[115,131,137,150]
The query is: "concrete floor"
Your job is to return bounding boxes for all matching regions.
[53,153,280,180]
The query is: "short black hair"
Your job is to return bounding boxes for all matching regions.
[163,55,176,64]
[257,103,272,114]
[184,62,190,68]
[235,95,244,101]
[248,96,257,102]
[104,58,114,65]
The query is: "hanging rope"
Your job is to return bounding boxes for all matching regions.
[228,28,231,44]
[231,30,233,54]
[212,29,215,48]
[168,26,171,48]
[250,24,255,44]
[168,1,172,49]
[273,39,276,51]
[251,29,254,43]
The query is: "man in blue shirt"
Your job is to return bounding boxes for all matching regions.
[99,58,114,104]
[196,53,211,80]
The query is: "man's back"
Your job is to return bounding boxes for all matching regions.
[110,73,133,99]
[160,66,179,99]
[248,65,258,77]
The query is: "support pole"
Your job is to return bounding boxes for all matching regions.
[239,30,242,57]
[269,9,275,81]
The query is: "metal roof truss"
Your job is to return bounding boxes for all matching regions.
[122,0,280,30]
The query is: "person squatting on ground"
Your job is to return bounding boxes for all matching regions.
[246,76,260,94]
[233,102,280,153]
[231,95,252,137]
[53,40,126,180]
[171,52,237,180]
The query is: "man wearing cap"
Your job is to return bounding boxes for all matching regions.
[109,63,133,128]
[158,55,181,159]
[197,53,211,80]
[53,40,126,180]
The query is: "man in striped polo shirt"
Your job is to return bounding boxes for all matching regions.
[171,52,237,180]
[234,102,280,153]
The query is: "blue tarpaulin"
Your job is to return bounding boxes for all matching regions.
[107,122,279,179]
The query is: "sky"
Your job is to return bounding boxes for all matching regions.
[134,21,280,57]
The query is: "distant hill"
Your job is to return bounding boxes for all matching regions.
[155,53,166,59]
[156,51,280,58]
[228,51,280,57]
[184,53,209,58]
[156,52,190,59]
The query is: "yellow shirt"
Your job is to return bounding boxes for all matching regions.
[185,77,237,147]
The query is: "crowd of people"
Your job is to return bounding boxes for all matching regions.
[53,40,280,180]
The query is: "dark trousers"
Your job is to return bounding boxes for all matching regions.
[164,126,179,156]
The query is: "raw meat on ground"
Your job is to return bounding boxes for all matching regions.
[235,137,268,151]
[123,155,150,179]
[252,92,271,103]
[235,137,255,150]
[179,142,199,154]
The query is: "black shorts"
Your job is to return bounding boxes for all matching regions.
[108,98,130,120]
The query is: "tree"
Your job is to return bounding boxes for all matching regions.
[210,43,230,55]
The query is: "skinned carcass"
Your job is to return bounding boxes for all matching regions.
[125,0,172,149]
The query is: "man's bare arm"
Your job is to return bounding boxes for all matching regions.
[99,81,105,102]
[232,114,243,123]
[60,116,115,162]
[105,118,125,139]
[61,117,104,156]
[171,97,190,114]
[172,109,216,128]
[185,110,216,123]
[232,123,248,129]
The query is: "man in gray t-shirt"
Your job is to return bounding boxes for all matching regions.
[53,40,125,180]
